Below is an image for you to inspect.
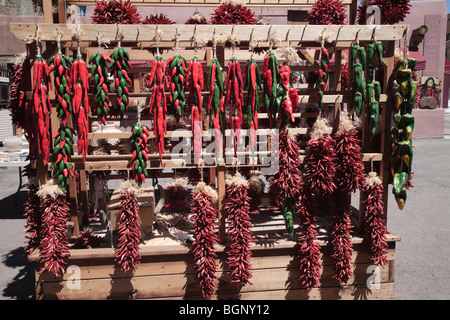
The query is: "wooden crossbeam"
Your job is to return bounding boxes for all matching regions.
[10,24,407,44]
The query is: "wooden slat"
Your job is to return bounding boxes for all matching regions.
[10,24,407,44]
[36,261,394,300]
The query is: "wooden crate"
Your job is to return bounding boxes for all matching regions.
[30,232,400,300]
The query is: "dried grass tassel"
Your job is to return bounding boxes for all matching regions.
[37,179,70,277]
[363,172,389,267]
[115,180,141,272]
[191,182,219,299]
[224,173,253,286]
[24,177,41,254]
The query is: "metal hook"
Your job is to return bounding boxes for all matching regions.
[371,26,377,42]
[354,28,362,45]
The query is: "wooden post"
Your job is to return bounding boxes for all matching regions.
[216,162,226,244]
[68,170,80,237]
[42,0,53,24]
[380,41,395,223]
[58,0,67,24]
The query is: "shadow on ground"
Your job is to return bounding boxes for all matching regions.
[2,247,35,300]
[0,191,27,219]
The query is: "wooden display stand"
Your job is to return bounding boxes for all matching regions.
[11,2,407,299]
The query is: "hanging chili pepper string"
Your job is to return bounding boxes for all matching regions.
[275,32,300,129]
[223,26,244,157]
[366,27,382,135]
[363,171,389,267]
[350,30,366,118]
[191,182,219,300]
[330,116,365,285]
[297,185,322,291]
[268,129,302,238]
[48,29,75,192]
[31,24,51,166]
[167,29,188,123]
[261,27,281,129]
[24,177,41,255]
[243,32,261,158]
[37,180,71,277]
[111,24,132,120]
[207,30,224,162]
[71,25,90,165]
[187,26,206,167]
[224,173,253,286]
[149,26,168,166]
[164,177,188,212]
[89,31,111,125]
[130,115,150,187]
[315,33,330,112]
[391,28,416,210]
[114,181,142,272]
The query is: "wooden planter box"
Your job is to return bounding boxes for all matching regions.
[29,232,400,300]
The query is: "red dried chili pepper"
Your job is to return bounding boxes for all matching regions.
[71,57,90,165]
[190,182,218,300]
[330,123,365,285]
[362,172,389,267]
[115,181,141,272]
[297,185,322,291]
[224,173,253,286]
[24,179,41,254]
[32,56,51,166]
[149,56,167,166]
[37,181,70,277]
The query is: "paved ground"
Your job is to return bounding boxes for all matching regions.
[0,115,449,300]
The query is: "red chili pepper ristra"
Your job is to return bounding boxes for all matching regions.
[224,173,253,286]
[190,182,219,300]
[24,179,41,255]
[115,181,141,272]
[268,129,302,238]
[164,178,188,212]
[148,56,167,165]
[207,58,224,161]
[362,172,389,267]
[277,63,299,129]
[32,56,51,166]
[297,185,322,291]
[225,57,244,156]
[303,117,336,197]
[243,59,261,156]
[186,57,204,167]
[71,57,90,165]
[330,121,365,285]
[37,180,70,278]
